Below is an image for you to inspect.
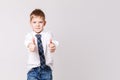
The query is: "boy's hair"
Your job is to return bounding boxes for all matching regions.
[30,9,45,21]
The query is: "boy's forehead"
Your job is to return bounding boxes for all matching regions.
[31,16,44,20]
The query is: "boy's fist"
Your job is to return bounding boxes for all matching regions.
[49,39,56,53]
[28,38,36,52]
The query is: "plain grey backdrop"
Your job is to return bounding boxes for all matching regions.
[0,0,120,80]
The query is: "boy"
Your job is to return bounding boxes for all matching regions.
[24,9,58,80]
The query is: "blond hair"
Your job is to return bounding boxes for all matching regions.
[30,9,45,21]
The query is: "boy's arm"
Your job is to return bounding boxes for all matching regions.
[24,33,31,48]
[24,33,36,52]
[47,32,59,53]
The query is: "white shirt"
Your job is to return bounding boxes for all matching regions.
[24,31,58,71]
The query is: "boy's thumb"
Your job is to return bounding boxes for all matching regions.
[50,38,53,44]
[32,38,35,45]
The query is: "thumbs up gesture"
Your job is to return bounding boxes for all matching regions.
[49,39,56,53]
[28,38,36,52]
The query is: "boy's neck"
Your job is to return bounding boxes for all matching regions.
[33,31,44,35]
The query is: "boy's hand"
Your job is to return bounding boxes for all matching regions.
[49,39,56,53]
[28,38,36,52]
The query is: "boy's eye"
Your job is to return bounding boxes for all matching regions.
[33,21,36,23]
[39,21,43,23]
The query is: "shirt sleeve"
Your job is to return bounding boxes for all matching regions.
[46,31,59,47]
[24,33,33,48]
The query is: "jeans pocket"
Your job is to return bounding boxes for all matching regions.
[27,67,38,77]
[40,68,52,80]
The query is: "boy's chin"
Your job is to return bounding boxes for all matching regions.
[34,30,42,33]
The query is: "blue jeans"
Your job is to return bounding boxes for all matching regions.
[27,66,52,80]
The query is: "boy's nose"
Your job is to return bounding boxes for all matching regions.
[37,23,40,26]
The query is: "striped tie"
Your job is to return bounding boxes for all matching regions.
[35,34,46,68]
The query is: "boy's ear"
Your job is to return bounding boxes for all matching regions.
[44,21,46,26]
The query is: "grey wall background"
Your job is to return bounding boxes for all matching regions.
[0,0,120,80]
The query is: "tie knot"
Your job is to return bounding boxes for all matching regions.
[35,34,41,39]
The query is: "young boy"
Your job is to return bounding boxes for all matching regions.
[24,9,58,80]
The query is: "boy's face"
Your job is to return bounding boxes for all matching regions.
[30,16,46,33]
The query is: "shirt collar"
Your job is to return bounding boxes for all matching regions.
[32,30,44,36]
